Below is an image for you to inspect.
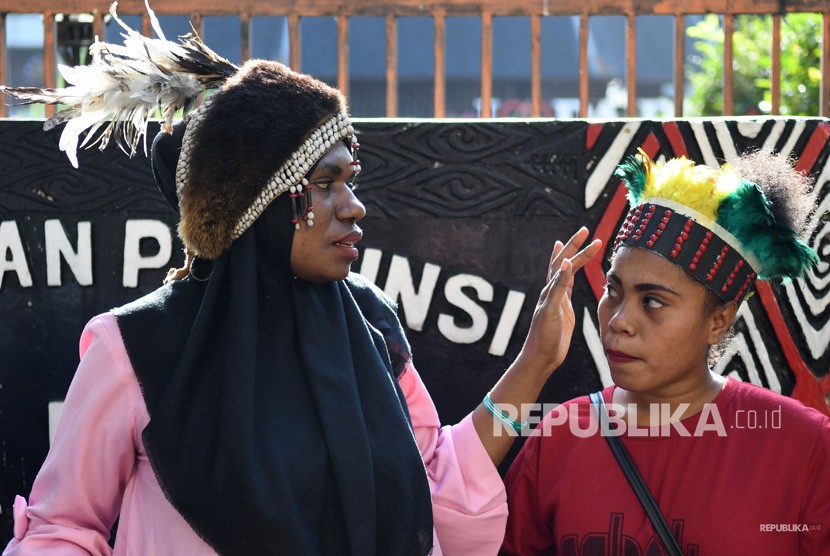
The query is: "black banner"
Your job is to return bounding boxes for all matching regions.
[1,118,828,540]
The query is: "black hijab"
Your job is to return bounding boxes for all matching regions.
[113,128,433,555]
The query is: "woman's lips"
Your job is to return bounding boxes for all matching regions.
[333,243,359,260]
[605,349,640,363]
[334,231,362,246]
[333,232,362,260]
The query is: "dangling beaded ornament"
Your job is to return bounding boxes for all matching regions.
[302,178,314,228]
[350,140,362,174]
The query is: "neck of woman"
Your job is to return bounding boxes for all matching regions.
[612,371,727,428]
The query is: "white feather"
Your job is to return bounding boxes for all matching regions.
[60,112,105,168]
[144,0,166,41]
[0,1,238,166]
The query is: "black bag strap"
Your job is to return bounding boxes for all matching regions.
[590,391,684,556]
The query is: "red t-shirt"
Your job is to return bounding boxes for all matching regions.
[501,378,830,555]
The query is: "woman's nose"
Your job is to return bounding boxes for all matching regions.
[608,302,635,336]
[338,187,366,222]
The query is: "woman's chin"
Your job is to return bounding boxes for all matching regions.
[608,367,647,393]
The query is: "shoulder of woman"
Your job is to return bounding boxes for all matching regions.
[729,379,829,432]
[113,279,204,321]
[345,272,395,309]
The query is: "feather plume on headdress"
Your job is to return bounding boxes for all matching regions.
[614,149,818,288]
[0,0,237,167]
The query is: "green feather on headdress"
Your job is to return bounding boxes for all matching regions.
[717,178,818,280]
[613,151,649,206]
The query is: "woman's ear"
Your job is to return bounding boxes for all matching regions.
[707,300,738,345]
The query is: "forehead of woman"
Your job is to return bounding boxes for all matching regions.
[609,246,710,301]
[312,143,353,173]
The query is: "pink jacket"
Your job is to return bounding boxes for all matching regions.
[6,313,507,555]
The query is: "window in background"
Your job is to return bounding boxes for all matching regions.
[348,17,386,117]
[204,16,241,65]
[252,16,289,65]
[300,17,338,89]
[445,17,481,118]
[541,16,579,118]
[104,13,140,41]
[492,16,531,117]
[635,15,675,117]
[153,15,191,40]
[397,17,434,117]
[586,15,625,117]
[6,14,45,117]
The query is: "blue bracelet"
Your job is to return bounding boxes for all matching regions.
[482,392,527,433]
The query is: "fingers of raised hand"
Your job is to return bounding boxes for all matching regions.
[549,227,591,276]
[536,260,571,315]
[543,231,602,298]
[547,240,564,282]
[568,239,604,272]
[559,227,590,260]
[550,258,573,291]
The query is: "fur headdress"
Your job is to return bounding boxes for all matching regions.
[175,60,352,259]
[613,149,818,303]
[1,1,357,260]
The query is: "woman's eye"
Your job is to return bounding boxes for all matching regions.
[346,180,358,191]
[644,296,664,309]
[311,180,332,191]
[603,283,618,297]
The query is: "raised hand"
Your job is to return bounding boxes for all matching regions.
[473,227,602,465]
[518,227,603,374]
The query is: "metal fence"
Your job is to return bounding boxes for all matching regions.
[1,0,829,118]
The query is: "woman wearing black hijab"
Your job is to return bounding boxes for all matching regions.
[3,17,600,556]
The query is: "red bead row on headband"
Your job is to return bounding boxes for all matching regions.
[614,204,757,303]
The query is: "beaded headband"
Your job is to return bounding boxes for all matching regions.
[613,150,818,303]
[614,200,758,303]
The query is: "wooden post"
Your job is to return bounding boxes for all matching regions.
[338,13,348,96]
[289,12,300,71]
[531,13,541,117]
[43,11,55,117]
[190,12,205,37]
[723,13,734,116]
[579,12,588,118]
[434,9,445,118]
[241,11,251,63]
[674,13,684,117]
[626,11,636,117]
[142,10,151,37]
[386,14,397,117]
[191,13,203,36]
[481,11,492,118]
[92,8,104,40]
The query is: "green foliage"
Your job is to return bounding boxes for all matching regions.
[685,13,822,116]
